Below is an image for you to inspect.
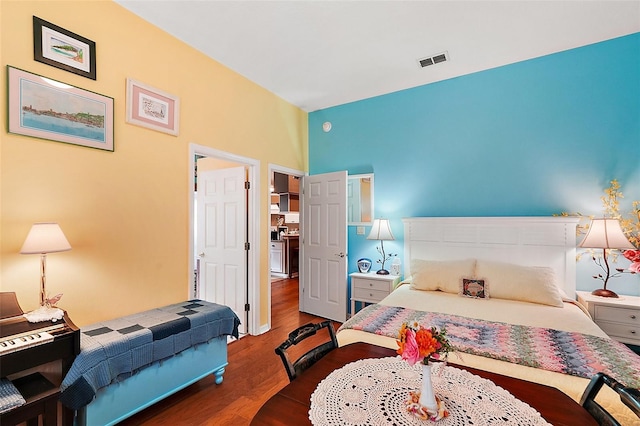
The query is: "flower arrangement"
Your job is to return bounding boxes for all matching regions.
[623,250,640,274]
[557,179,640,274]
[601,179,640,249]
[397,322,454,366]
[398,322,453,421]
[598,180,639,280]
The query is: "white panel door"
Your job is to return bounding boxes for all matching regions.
[197,166,247,335]
[301,171,347,322]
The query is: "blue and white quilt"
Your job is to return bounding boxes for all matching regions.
[59,300,240,410]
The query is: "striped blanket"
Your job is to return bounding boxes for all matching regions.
[60,300,240,410]
[338,304,640,388]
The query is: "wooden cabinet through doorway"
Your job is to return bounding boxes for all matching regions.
[270,241,285,274]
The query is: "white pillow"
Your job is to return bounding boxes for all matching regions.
[410,259,476,294]
[475,260,563,307]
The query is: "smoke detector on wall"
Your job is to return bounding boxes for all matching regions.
[417,51,449,68]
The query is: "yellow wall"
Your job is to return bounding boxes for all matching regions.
[0,1,308,327]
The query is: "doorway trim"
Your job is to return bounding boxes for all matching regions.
[189,143,261,335]
[267,163,304,332]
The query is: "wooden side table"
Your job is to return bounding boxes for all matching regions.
[576,291,640,345]
[349,272,400,315]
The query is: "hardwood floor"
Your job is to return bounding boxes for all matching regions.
[119,278,338,425]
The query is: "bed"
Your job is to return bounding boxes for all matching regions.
[338,217,640,425]
[60,299,240,426]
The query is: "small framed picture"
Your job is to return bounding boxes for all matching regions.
[460,278,488,299]
[7,66,114,151]
[126,78,180,136]
[33,16,96,80]
[357,258,372,274]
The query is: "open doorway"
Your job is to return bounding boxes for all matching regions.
[268,165,304,329]
[189,144,261,336]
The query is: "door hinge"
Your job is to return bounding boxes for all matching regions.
[193,269,198,295]
[244,303,250,311]
[244,181,250,190]
[245,242,250,250]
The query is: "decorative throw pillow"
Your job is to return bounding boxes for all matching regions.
[410,259,476,294]
[475,260,563,307]
[460,278,489,299]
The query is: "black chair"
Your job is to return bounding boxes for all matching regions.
[579,373,640,426]
[275,320,339,381]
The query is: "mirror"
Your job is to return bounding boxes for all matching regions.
[348,173,374,225]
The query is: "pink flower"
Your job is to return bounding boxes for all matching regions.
[629,262,640,274]
[623,250,640,263]
[400,328,423,366]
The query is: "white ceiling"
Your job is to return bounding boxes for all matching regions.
[115,1,640,112]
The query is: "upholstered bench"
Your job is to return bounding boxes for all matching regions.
[59,300,240,426]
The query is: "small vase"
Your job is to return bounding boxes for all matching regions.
[419,362,437,413]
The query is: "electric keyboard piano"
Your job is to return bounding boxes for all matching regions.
[0,292,80,425]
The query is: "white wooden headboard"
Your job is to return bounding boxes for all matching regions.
[402,217,580,297]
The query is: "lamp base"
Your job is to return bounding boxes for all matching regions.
[24,305,64,323]
[376,269,390,275]
[591,288,619,298]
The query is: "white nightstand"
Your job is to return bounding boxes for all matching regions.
[350,272,401,315]
[576,291,640,346]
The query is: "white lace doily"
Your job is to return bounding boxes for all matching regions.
[309,357,551,425]
[23,305,64,323]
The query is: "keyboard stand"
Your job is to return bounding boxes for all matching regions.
[0,292,80,426]
[0,373,59,426]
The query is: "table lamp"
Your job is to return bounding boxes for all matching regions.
[20,222,71,321]
[579,218,634,298]
[367,219,395,275]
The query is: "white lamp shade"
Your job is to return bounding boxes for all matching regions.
[579,218,634,249]
[367,219,395,241]
[20,223,72,254]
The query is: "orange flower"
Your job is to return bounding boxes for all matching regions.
[415,328,439,358]
[397,322,453,365]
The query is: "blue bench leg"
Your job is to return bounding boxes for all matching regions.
[213,366,226,384]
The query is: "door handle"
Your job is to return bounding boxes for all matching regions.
[336,252,346,258]
[199,252,205,258]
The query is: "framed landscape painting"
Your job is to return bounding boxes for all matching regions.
[33,16,96,80]
[126,78,180,136]
[7,66,114,151]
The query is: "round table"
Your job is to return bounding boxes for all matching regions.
[309,357,551,425]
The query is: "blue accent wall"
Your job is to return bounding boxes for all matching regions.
[309,33,640,297]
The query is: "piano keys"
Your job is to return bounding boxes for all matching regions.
[0,292,80,425]
[1,296,79,377]
[0,327,59,355]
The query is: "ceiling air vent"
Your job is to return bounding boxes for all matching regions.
[417,51,449,68]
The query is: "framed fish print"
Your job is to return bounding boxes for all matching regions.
[126,78,180,136]
[33,16,97,80]
[7,66,114,151]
